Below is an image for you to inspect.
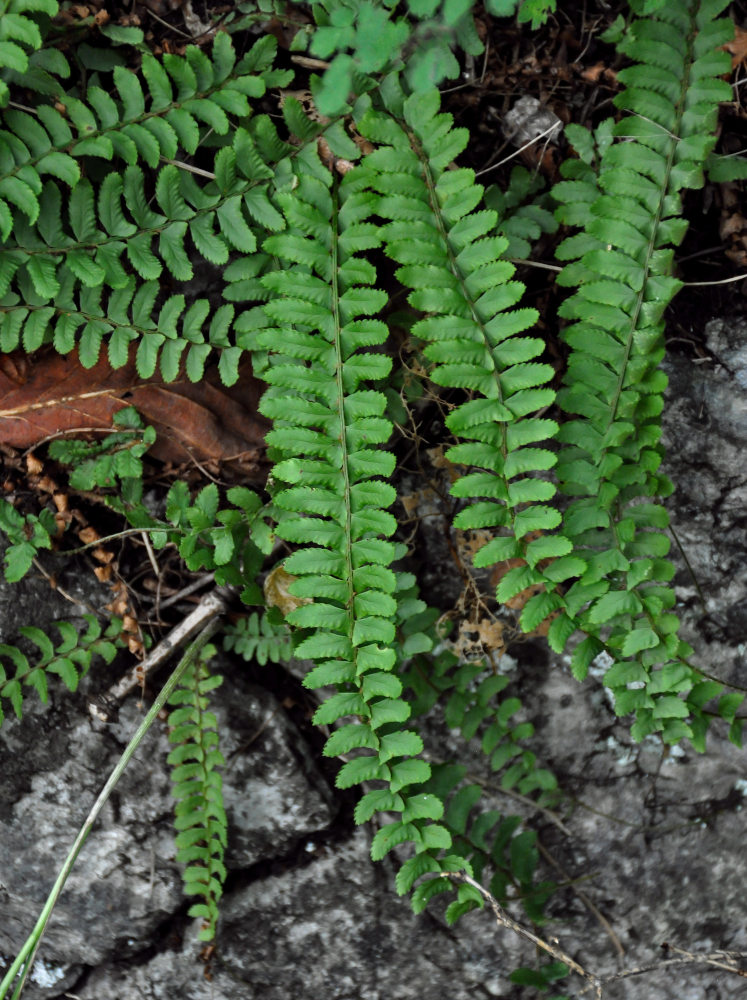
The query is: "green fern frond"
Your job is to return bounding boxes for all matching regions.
[485,166,558,261]
[222,610,292,665]
[167,643,227,942]
[48,405,155,491]
[0,0,59,107]
[0,496,56,581]
[242,144,466,881]
[0,34,298,376]
[550,0,738,746]
[360,86,563,615]
[0,615,124,725]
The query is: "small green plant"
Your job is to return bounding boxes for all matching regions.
[0,615,124,726]
[47,405,154,493]
[0,498,56,582]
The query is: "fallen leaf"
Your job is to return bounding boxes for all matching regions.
[724,26,747,68]
[264,565,309,616]
[0,346,269,473]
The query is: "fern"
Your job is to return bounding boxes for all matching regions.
[167,642,227,942]
[550,0,741,748]
[422,764,555,924]
[242,142,474,888]
[360,84,565,641]
[0,0,745,980]
[0,30,295,380]
[485,166,558,262]
[0,496,56,581]
[0,0,58,107]
[0,615,124,725]
[47,405,154,493]
[222,610,292,665]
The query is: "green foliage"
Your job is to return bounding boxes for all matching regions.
[0,615,124,725]
[0,28,293,380]
[550,0,740,746]
[486,166,558,261]
[48,406,155,494]
[0,0,745,980]
[167,642,227,941]
[510,959,569,995]
[0,497,56,581]
[485,0,557,29]
[222,609,292,665]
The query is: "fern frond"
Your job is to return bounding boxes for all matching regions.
[0,35,297,376]
[222,610,292,665]
[485,166,558,261]
[551,0,737,746]
[0,615,123,725]
[420,765,554,925]
[0,0,59,107]
[0,496,55,581]
[167,643,227,942]
[360,86,563,619]
[244,144,465,880]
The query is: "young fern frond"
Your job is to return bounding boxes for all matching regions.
[0,496,56,581]
[424,764,555,926]
[550,0,739,747]
[167,643,227,942]
[222,610,292,666]
[485,166,558,262]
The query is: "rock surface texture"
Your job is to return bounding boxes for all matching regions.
[1,318,746,1000]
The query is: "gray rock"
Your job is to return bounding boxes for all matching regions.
[0,652,336,998]
[662,318,747,689]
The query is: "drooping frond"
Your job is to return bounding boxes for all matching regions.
[359,85,567,637]
[167,644,227,942]
[221,611,292,666]
[550,0,740,747]
[239,146,467,881]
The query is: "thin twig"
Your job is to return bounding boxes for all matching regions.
[87,586,236,720]
[475,121,563,178]
[290,55,331,70]
[683,273,747,287]
[143,5,196,39]
[141,531,160,581]
[509,257,563,272]
[440,872,747,998]
[441,871,602,997]
[150,573,215,611]
[159,158,216,180]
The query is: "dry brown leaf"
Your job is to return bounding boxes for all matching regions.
[724,26,747,68]
[264,565,310,616]
[0,346,268,472]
